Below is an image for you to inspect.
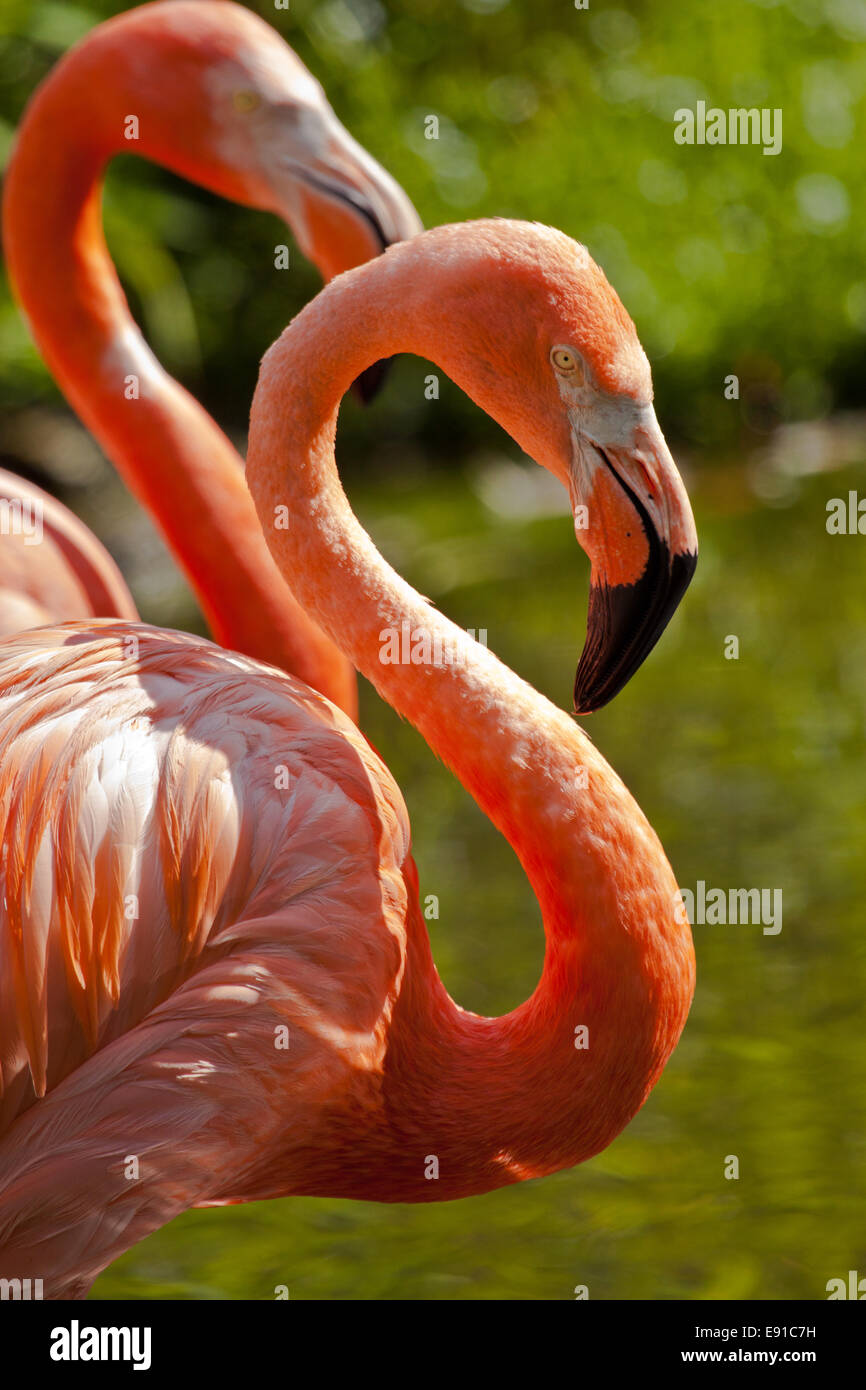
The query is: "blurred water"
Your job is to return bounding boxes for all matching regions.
[93,454,866,1300]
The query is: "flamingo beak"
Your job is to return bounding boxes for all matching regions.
[275,118,422,404]
[569,406,698,714]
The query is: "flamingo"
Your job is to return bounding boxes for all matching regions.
[0,468,137,636]
[2,0,422,715]
[0,220,697,1299]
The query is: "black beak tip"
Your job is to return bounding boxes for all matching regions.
[351,356,393,406]
[573,667,616,717]
[573,546,698,715]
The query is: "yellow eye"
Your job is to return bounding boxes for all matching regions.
[233,90,261,113]
[550,347,580,374]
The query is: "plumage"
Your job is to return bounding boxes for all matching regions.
[0,622,407,1295]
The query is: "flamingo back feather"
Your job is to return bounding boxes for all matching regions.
[0,622,410,1139]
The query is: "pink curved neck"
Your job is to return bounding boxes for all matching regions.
[246,243,695,1194]
[2,37,356,717]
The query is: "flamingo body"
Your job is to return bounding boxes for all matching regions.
[0,220,697,1298]
[0,615,686,1298]
[0,621,411,1295]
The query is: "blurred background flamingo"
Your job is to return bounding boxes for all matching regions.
[2,0,422,714]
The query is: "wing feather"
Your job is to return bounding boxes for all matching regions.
[0,622,411,1147]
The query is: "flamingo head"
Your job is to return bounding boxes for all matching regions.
[412,220,698,712]
[211,44,422,403]
[103,2,421,399]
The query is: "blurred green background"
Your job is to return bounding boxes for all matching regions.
[1,0,865,1300]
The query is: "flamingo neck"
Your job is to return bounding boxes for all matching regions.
[246,246,695,1196]
[2,38,356,716]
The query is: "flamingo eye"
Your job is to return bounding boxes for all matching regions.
[233,90,261,113]
[550,346,584,380]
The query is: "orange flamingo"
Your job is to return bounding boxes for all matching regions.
[0,468,137,636]
[2,0,422,714]
[0,221,697,1298]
